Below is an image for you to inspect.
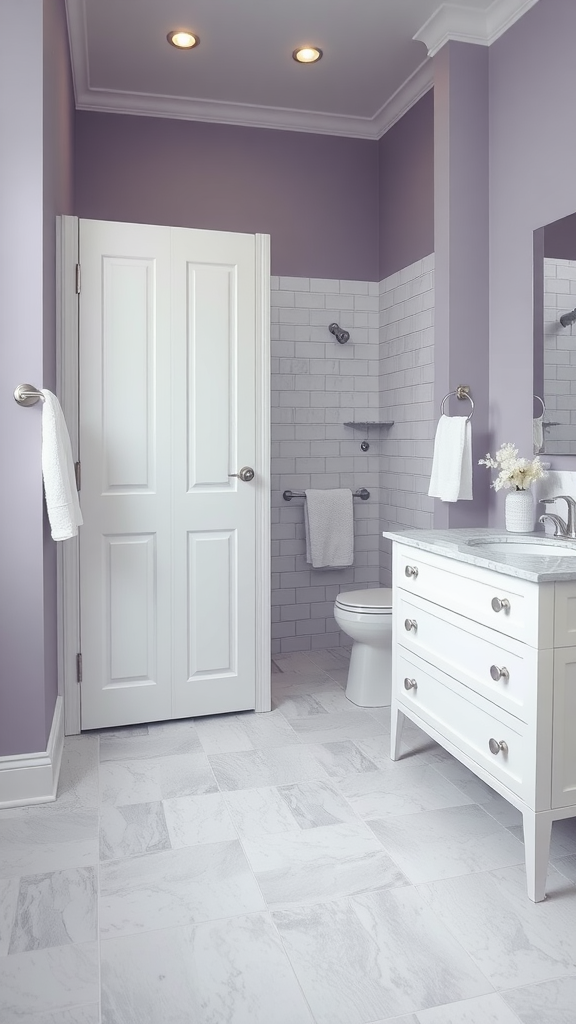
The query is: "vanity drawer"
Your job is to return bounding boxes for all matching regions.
[394,544,552,648]
[396,592,539,723]
[396,649,527,801]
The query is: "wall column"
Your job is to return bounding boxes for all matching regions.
[433,41,490,528]
[0,0,50,755]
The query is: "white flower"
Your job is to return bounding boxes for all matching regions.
[479,442,546,491]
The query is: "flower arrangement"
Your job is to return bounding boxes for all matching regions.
[479,443,546,491]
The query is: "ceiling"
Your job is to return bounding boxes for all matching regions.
[65,0,538,139]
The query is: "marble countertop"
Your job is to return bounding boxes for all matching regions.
[382,527,576,582]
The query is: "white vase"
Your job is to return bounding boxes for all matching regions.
[505,489,534,533]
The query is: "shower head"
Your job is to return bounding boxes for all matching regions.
[560,308,576,328]
[328,322,350,344]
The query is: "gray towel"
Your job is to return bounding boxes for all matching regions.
[304,489,354,568]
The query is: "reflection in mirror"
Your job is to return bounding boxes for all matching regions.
[534,212,576,455]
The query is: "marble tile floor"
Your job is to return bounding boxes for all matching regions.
[1,648,576,1023]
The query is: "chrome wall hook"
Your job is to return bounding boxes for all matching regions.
[14,384,44,406]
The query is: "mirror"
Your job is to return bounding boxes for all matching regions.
[534,212,576,455]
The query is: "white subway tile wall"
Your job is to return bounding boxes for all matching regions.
[271,277,381,655]
[270,259,435,653]
[543,258,576,455]
[379,255,435,586]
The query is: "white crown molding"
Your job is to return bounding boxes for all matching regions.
[72,86,390,140]
[65,0,536,138]
[414,0,540,58]
[0,697,64,808]
[372,60,433,139]
[65,0,430,139]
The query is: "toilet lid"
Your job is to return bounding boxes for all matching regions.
[335,588,393,613]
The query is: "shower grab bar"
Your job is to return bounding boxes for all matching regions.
[440,385,474,421]
[14,384,45,406]
[283,488,370,502]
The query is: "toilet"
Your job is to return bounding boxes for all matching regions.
[334,588,393,707]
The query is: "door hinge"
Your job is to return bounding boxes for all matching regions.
[75,263,81,294]
[76,652,82,684]
[74,461,81,491]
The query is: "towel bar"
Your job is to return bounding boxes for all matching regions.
[283,488,370,501]
[14,384,44,406]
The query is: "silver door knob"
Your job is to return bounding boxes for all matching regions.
[404,677,417,690]
[490,665,510,682]
[404,619,417,632]
[228,466,255,482]
[404,565,418,578]
[489,738,508,755]
[491,596,511,613]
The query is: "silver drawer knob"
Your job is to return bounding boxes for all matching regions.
[490,664,510,682]
[404,677,417,691]
[228,466,255,482]
[489,738,508,755]
[491,596,511,613]
[404,619,417,632]
[404,565,418,578]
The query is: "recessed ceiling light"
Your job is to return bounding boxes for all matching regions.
[292,46,323,64]
[167,30,199,50]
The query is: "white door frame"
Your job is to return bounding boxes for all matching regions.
[57,215,271,734]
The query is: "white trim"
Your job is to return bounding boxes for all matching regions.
[72,87,391,141]
[371,61,433,139]
[57,216,81,736]
[254,234,272,713]
[485,0,540,42]
[414,0,540,58]
[0,698,64,808]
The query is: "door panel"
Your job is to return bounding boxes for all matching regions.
[171,228,256,719]
[186,263,236,488]
[187,530,235,678]
[79,220,259,729]
[80,221,172,729]
[102,257,156,491]
[106,534,156,683]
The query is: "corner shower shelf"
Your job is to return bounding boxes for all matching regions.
[343,421,394,429]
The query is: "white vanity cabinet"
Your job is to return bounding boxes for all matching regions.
[389,540,576,902]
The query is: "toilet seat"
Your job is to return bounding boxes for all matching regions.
[335,588,393,615]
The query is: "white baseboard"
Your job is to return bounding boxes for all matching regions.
[0,697,64,809]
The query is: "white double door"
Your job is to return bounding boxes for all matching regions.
[78,219,268,730]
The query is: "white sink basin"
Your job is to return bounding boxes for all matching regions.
[466,537,576,557]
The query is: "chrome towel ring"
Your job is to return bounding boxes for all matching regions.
[440,386,474,421]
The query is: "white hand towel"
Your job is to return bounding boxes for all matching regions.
[428,415,473,502]
[304,488,354,568]
[41,390,83,541]
[533,416,544,454]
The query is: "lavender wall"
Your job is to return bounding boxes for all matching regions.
[544,214,576,260]
[42,0,76,740]
[0,0,74,757]
[378,90,434,281]
[75,113,378,281]
[489,0,576,501]
[433,42,490,528]
[0,1,48,756]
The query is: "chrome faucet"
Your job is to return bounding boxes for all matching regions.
[539,495,576,539]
